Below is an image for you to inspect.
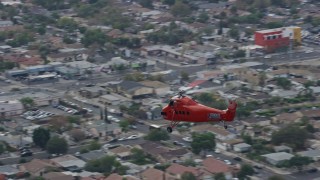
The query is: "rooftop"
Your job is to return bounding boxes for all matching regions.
[202,157,231,173]
[51,155,86,168]
[262,152,294,161]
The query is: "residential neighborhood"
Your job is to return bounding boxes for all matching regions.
[0,0,320,180]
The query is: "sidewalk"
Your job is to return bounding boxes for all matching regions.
[148,56,204,67]
[221,150,292,175]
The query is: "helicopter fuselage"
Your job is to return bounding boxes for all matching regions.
[161,96,237,123]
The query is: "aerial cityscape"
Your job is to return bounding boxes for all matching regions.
[0,0,320,179]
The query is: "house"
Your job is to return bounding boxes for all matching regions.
[101,57,130,71]
[99,93,132,106]
[0,100,24,118]
[108,145,132,160]
[146,105,162,120]
[274,145,293,153]
[116,80,154,99]
[87,120,122,137]
[160,148,191,163]
[0,92,59,107]
[79,150,106,161]
[271,112,303,124]
[19,159,58,176]
[0,165,21,176]
[42,172,74,180]
[121,162,144,176]
[262,152,294,165]
[0,21,13,27]
[191,124,236,141]
[141,168,176,180]
[202,157,234,177]
[166,163,200,179]
[269,89,300,98]
[0,134,33,148]
[301,109,320,120]
[241,117,271,127]
[105,173,139,180]
[79,86,107,98]
[105,173,123,180]
[297,150,320,161]
[65,61,98,74]
[233,143,251,153]
[135,141,169,163]
[50,155,86,170]
[217,139,244,151]
[140,80,171,96]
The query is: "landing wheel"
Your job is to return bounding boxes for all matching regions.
[224,125,228,129]
[167,127,173,133]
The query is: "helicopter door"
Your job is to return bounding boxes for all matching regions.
[175,105,188,122]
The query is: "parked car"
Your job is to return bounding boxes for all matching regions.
[21,151,33,157]
[224,160,232,165]
[129,125,137,129]
[307,168,318,173]
[253,165,263,169]
[233,157,242,161]
[182,137,192,142]
[118,137,126,141]
[127,135,139,140]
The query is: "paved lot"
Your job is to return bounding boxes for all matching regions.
[40,106,71,116]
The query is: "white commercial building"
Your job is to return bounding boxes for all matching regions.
[0,100,23,117]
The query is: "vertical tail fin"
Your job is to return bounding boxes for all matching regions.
[224,100,237,121]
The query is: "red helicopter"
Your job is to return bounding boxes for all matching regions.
[161,91,237,133]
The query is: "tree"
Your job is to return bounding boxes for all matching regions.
[271,125,308,150]
[279,155,312,170]
[144,129,170,141]
[275,77,291,90]
[171,1,191,17]
[131,148,148,165]
[233,50,245,58]
[32,128,50,149]
[119,120,130,131]
[162,0,175,6]
[85,155,117,173]
[33,0,64,10]
[70,129,86,142]
[229,28,239,39]
[191,132,215,154]
[180,71,189,81]
[49,116,70,133]
[37,26,46,35]
[305,124,315,133]
[268,175,286,180]
[289,155,312,167]
[0,143,5,155]
[88,140,101,151]
[258,72,267,87]
[57,17,78,31]
[81,29,107,47]
[230,6,237,15]
[138,0,153,9]
[181,172,196,180]
[20,97,35,110]
[46,136,68,154]
[198,12,209,23]
[183,158,196,167]
[237,164,254,179]
[214,173,226,180]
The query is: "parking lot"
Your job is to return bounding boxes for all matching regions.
[21,109,55,121]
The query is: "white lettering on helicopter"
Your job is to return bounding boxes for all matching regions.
[208,113,220,119]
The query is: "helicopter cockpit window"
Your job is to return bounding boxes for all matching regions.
[169,100,174,107]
